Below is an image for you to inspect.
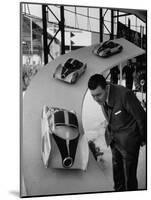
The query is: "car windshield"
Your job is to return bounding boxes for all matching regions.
[108,42,114,48]
[64,59,82,70]
[73,60,83,69]
[54,110,78,128]
[105,42,116,48]
[64,62,73,69]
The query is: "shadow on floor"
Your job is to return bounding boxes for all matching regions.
[9,190,19,197]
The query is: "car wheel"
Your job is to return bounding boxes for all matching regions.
[71,73,78,83]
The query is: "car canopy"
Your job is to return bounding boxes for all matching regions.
[54,110,78,129]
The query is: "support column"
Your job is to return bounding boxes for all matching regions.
[110,10,114,40]
[99,8,103,43]
[30,18,33,54]
[60,6,65,55]
[116,10,119,38]
[42,5,48,65]
[128,18,131,41]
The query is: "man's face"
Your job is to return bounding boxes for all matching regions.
[90,85,107,105]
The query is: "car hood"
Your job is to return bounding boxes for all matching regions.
[61,67,77,78]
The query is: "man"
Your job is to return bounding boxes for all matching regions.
[123,59,135,90]
[110,65,120,84]
[88,74,146,191]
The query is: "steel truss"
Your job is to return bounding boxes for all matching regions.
[22,4,146,65]
[42,5,65,64]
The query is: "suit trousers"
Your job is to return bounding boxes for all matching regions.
[110,142,140,191]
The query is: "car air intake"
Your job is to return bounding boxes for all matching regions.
[52,134,80,169]
[62,156,73,168]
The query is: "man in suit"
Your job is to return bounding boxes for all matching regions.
[122,59,135,90]
[110,65,120,84]
[88,74,146,191]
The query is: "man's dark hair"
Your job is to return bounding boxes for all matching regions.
[88,74,107,90]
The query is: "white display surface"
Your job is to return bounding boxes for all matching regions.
[22,38,145,196]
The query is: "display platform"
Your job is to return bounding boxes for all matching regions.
[21,38,145,196]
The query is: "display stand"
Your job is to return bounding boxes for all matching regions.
[22,38,145,196]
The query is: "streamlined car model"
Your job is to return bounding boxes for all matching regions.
[53,58,87,83]
[41,105,82,169]
[93,40,123,58]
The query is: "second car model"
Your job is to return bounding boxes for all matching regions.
[53,58,87,84]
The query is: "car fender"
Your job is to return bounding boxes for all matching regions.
[100,47,110,56]
[53,64,62,78]
[78,67,85,76]
[41,132,51,168]
[92,44,101,55]
[64,71,77,83]
[41,106,52,168]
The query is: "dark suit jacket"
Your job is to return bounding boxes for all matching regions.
[104,84,146,154]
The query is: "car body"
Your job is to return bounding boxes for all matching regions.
[93,40,123,58]
[41,105,82,169]
[53,58,87,83]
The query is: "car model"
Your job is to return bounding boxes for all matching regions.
[93,40,123,58]
[41,105,81,169]
[53,58,87,83]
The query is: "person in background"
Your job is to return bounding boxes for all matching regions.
[110,65,120,84]
[88,74,146,191]
[122,59,135,90]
